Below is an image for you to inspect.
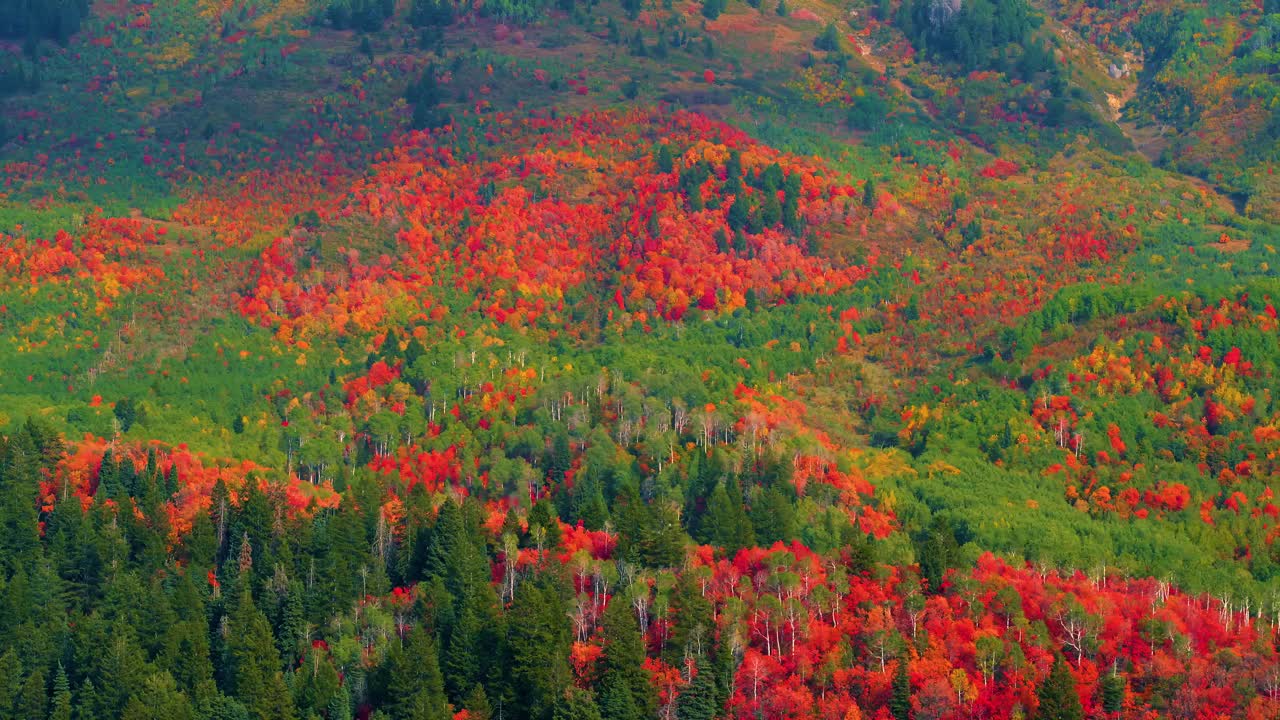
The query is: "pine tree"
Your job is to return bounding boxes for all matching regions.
[599,599,655,719]
[73,680,98,720]
[890,657,911,720]
[527,499,562,549]
[1036,655,1083,720]
[121,672,195,720]
[548,432,572,483]
[1099,668,1125,714]
[552,687,602,720]
[915,515,961,594]
[462,685,492,720]
[16,669,47,720]
[749,487,795,545]
[98,630,151,717]
[655,144,674,174]
[49,664,72,720]
[293,648,341,718]
[444,603,482,701]
[327,682,354,720]
[228,591,297,720]
[509,576,572,720]
[815,22,841,51]
[275,581,306,668]
[597,675,639,720]
[0,647,22,716]
[676,657,717,720]
[383,625,450,720]
[726,193,749,232]
[667,573,713,663]
[699,481,754,554]
[159,618,216,705]
[114,397,138,432]
[0,427,41,571]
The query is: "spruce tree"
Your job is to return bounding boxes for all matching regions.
[655,144,674,174]
[16,668,47,720]
[293,648,341,718]
[726,193,749,232]
[73,680,98,720]
[121,672,195,720]
[599,599,655,719]
[749,487,795,545]
[1099,668,1125,714]
[49,664,72,720]
[275,581,306,668]
[667,573,713,663]
[462,685,492,720]
[1036,654,1083,720]
[0,647,21,716]
[699,481,754,554]
[552,687,602,720]
[98,630,151,717]
[327,683,354,720]
[228,591,297,720]
[383,625,450,720]
[890,657,911,720]
[0,427,41,571]
[509,577,572,720]
[444,603,482,701]
[676,657,717,720]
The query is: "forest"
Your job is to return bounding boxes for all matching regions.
[1,0,1280,718]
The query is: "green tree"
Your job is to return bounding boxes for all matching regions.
[552,687,602,720]
[0,427,42,572]
[121,672,196,720]
[815,22,841,51]
[293,648,341,718]
[1098,668,1124,714]
[915,515,962,594]
[383,625,450,720]
[509,576,572,720]
[114,397,139,432]
[749,487,795,546]
[1036,654,1083,720]
[227,591,297,720]
[72,679,99,720]
[49,664,72,720]
[726,193,749,232]
[655,144,675,174]
[676,657,717,720]
[890,657,911,720]
[598,599,655,720]
[407,67,447,130]
[16,669,46,720]
[698,480,754,554]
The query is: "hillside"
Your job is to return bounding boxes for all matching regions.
[1,0,1279,718]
